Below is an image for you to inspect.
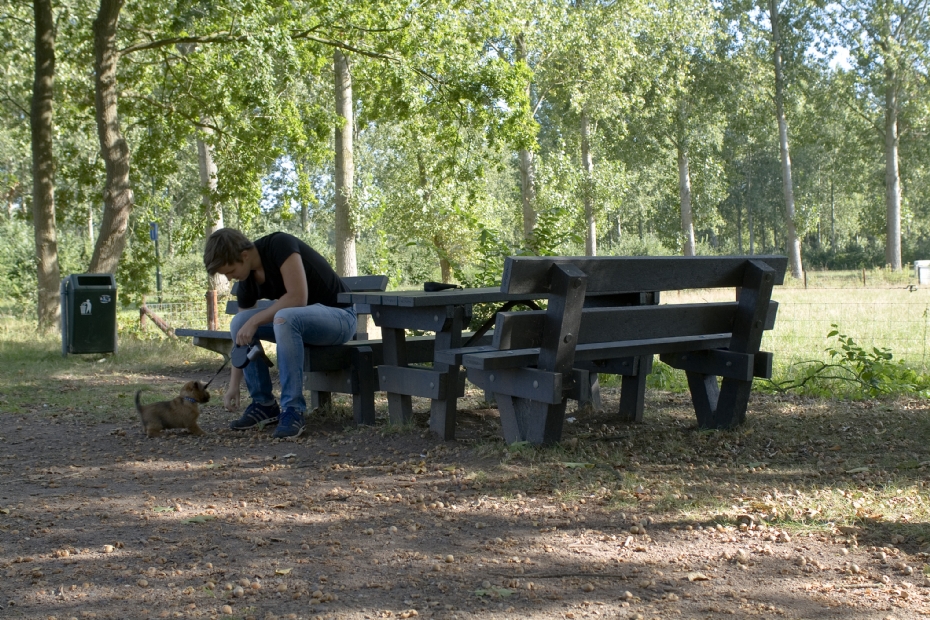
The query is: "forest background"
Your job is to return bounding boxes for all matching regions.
[1,0,929,333]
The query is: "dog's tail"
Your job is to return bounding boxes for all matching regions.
[134,390,144,415]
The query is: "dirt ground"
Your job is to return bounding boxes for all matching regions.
[1,372,929,620]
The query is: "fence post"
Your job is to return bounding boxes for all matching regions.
[862,268,866,286]
[803,271,807,289]
[140,294,147,330]
[206,290,218,331]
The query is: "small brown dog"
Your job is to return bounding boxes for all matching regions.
[135,380,210,438]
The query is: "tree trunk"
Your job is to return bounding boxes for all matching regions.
[439,255,452,284]
[519,149,537,243]
[736,201,743,253]
[333,49,357,277]
[676,141,696,256]
[884,75,902,270]
[31,0,60,332]
[747,148,754,254]
[580,109,596,256]
[198,131,228,293]
[299,164,310,233]
[770,0,803,278]
[516,33,537,244]
[89,0,133,274]
[830,173,836,253]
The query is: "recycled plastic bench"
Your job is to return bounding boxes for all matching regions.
[437,256,787,444]
[176,276,436,425]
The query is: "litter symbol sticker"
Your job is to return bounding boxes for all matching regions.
[100,295,112,303]
[80,299,92,315]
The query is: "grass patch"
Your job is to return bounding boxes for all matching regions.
[0,311,225,424]
[465,390,930,549]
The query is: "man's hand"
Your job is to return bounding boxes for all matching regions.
[235,317,260,346]
[223,386,241,412]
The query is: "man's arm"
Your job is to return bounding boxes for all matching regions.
[224,365,243,411]
[234,253,309,346]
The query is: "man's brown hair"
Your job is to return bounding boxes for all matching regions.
[203,228,255,275]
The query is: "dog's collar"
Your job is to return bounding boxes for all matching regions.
[183,396,199,404]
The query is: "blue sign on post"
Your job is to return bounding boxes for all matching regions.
[149,221,158,241]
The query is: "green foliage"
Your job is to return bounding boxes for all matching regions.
[766,324,930,398]
[0,219,88,318]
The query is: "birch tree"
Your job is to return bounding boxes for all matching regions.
[769,0,803,277]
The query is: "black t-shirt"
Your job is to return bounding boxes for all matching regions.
[236,232,350,309]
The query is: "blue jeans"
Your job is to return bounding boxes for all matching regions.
[229,304,357,413]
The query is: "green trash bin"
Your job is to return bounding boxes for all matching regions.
[61,274,118,355]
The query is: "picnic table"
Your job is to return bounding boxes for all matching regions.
[336,287,544,440]
[442,255,787,444]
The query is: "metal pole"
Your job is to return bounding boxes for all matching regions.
[150,221,162,303]
[155,235,162,303]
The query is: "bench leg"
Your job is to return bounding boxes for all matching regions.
[497,395,567,445]
[707,378,752,428]
[689,260,774,429]
[572,369,602,411]
[311,390,332,411]
[351,346,377,426]
[618,355,652,423]
[686,371,720,427]
[429,305,466,441]
[381,327,413,426]
[687,372,754,429]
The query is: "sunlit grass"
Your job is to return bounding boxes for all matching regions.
[467,394,930,545]
[0,309,224,422]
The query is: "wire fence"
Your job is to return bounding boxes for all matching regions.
[670,283,930,371]
[764,287,930,371]
[143,293,234,333]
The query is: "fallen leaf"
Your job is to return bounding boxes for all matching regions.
[275,568,292,575]
[475,587,513,598]
[687,572,710,582]
[181,515,216,524]
[845,467,870,474]
[153,506,174,513]
[561,462,595,469]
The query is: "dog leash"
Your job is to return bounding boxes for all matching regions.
[203,358,229,390]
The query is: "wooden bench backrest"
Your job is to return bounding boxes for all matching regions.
[494,256,787,351]
[500,255,787,295]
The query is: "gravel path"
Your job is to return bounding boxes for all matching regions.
[1,387,927,620]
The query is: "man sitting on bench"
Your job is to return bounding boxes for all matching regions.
[203,228,357,438]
